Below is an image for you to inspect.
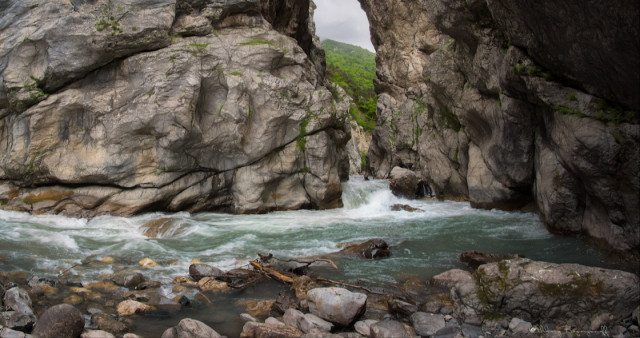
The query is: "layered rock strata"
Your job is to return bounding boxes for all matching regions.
[359,0,640,253]
[0,0,350,217]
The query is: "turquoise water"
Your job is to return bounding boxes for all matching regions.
[0,176,628,336]
[0,176,621,285]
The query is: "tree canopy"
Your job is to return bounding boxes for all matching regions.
[323,39,377,130]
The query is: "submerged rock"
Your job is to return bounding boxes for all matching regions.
[390,204,423,212]
[338,239,391,259]
[90,313,129,336]
[236,299,275,318]
[452,258,640,330]
[31,304,84,338]
[306,287,367,327]
[197,277,230,293]
[116,300,155,317]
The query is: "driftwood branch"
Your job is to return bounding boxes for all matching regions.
[315,277,387,295]
[280,258,338,269]
[250,261,294,284]
[58,263,81,277]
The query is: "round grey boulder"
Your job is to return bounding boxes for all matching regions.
[306,287,367,326]
[32,304,84,338]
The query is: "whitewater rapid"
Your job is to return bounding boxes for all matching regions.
[0,176,616,286]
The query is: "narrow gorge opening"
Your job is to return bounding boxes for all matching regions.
[313,0,377,174]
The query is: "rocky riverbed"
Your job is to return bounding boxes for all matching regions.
[1,241,638,338]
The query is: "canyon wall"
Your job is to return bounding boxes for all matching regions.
[0,0,350,217]
[359,0,639,253]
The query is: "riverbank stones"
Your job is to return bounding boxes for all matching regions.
[307,287,367,326]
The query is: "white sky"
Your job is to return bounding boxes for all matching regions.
[313,0,375,52]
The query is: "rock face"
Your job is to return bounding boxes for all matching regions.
[358,0,640,253]
[451,258,640,330]
[0,0,350,217]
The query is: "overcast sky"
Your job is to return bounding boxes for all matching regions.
[314,0,375,52]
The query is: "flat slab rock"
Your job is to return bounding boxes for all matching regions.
[452,258,640,331]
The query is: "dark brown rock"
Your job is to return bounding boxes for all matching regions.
[460,251,525,269]
[189,264,224,282]
[90,313,129,336]
[338,239,391,259]
[32,304,84,338]
[389,167,420,199]
[390,204,423,212]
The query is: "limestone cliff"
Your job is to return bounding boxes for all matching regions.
[359,0,639,253]
[0,0,350,217]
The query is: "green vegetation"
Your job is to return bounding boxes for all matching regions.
[554,105,585,117]
[567,93,578,101]
[230,71,243,76]
[538,273,604,299]
[296,119,310,151]
[238,39,277,47]
[95,0,123,36]
[323,39,377,130]
[593,98,638,124]
[360,151,367,171]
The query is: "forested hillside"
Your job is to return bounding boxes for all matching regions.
[323,39,377,130]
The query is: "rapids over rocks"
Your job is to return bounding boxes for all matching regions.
[0,177,633,336]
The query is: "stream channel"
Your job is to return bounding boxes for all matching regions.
[0,176,626,336]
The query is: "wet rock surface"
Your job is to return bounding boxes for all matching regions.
[359,0,640,254]
[0,253,639,337]
[337,239,390,259]
[0,0,350,218]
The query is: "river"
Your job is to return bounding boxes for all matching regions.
[0,176,624,336]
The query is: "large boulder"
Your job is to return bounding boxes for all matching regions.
[306,287,367,327]
[0,0,350,218]
[452,258,640,330]
[31,304,84,338]
[460,251,525,270]
[388,167,420,198]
